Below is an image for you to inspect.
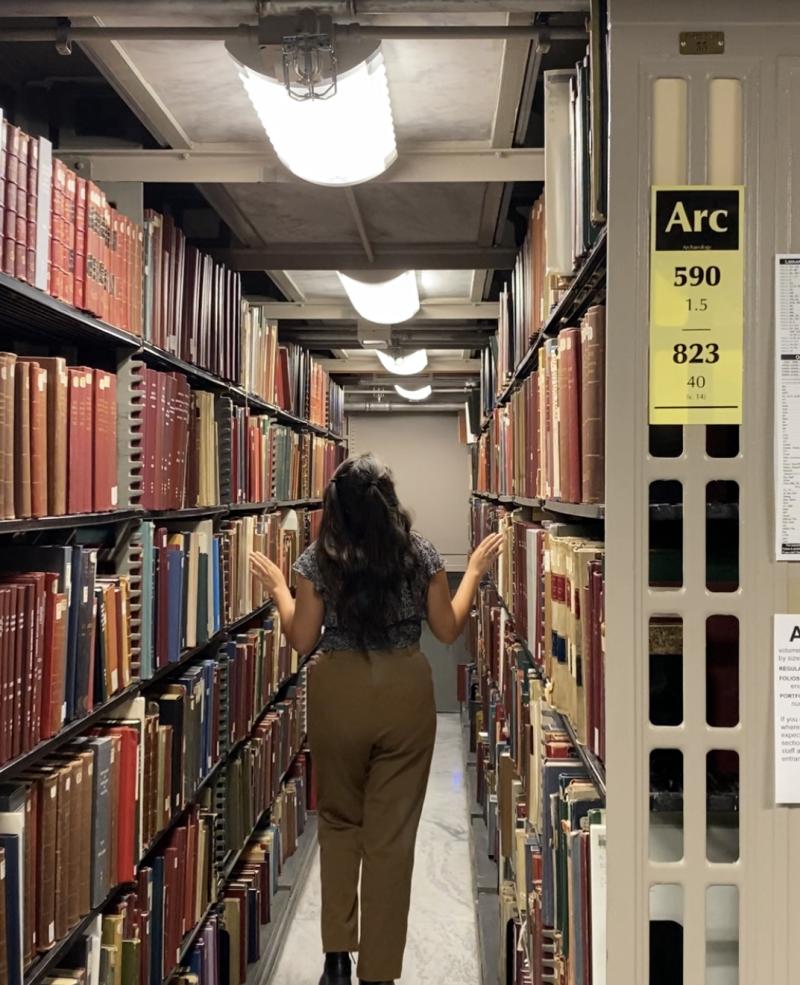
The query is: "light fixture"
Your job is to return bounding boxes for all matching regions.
[376,349,429,376]
[394,383,432,402]
[236,47,397,187]
[338,270,420,324]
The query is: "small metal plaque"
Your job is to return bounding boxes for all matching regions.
[679,31,725,55]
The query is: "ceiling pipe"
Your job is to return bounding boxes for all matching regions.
[0,23,586,43]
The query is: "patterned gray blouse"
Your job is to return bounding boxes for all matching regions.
[292,532,445,651]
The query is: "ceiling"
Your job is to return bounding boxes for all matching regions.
[0,1,589,407]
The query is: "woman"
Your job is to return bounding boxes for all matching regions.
[250,453,503,985]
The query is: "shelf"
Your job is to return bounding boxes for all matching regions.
[479,228,607,435]
[0,683,140,783]
[245,813,318,985]
[542,499,605,520]
[24,882,134,985]
[0,508,140,534]
[471,491,605,521]
[0,602,274,782]
[220,742,307,884]
[558,713,607,800]
[145,506,230,522]
[0,271,141,352]
[0,498,329,536]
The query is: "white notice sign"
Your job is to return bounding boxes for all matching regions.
[775,256,800,559]
[774,614,800,803]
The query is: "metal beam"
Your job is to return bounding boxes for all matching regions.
[0,1,589,13]
[248,301,498,320]
[344,188,374,264]
[58,144,544,184]
[314,357,481,373]
[76,19,191,149]
[217,245,516,271]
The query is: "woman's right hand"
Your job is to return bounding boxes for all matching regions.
[467,532,505,578]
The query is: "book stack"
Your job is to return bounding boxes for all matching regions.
[0,727,143,979]
[145,661,222,841]
[138,520,224,676]
[139,369,220,512]
[0,115,52,293]
[240,306,279,405]
[178,767,308,985]
[223,615,292,748]
[143,211,241,381]
[0,354,118,520]
[272,342,345,435]
[0,545,134,760]
[223,687,305,860]
[476,305,606,506]
[227,409,343,506]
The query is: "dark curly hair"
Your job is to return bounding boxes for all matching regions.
[316,453,419,647]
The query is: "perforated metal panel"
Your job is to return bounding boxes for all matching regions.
[606,4,800,983]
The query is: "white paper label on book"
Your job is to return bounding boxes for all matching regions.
[774,614,800,803]
[775,255,800,560]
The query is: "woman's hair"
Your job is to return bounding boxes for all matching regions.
[316,453,418,646]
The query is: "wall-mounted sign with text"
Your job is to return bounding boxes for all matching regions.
[649,186,745,425]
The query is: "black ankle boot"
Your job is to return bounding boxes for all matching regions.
[319,952,352,985]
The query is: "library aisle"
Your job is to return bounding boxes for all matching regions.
[270,715,480,985]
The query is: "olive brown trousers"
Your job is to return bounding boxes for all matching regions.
[308,645,437,982]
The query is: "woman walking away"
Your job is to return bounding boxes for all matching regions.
[250,453,503,985]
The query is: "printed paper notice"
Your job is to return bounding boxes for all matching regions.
[775,256,800,559]
[774,614,800,803]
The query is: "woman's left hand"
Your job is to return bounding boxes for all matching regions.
[250,551,289,595]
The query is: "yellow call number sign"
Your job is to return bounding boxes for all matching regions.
[649,185,744,425]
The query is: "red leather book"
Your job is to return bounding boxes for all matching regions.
[13,361,32,520]
[109,724,139,884]
[74,176,87,310]
[563,326,583,503]
[580,304,606,505]
[11,571,47,750]
[91,369,118,511]
[25,133,37,285]
[28,362,47,518]
[14,131,28,283]
[62,165,77,306]
[66,367,83,514]
[0,586,10,764]
[2,122,19,278]
[18,356,67,517]
[183,810,198,936]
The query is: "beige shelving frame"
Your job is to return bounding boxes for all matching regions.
[605,1,800,981]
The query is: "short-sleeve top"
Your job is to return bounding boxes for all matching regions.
[292,532,445,652]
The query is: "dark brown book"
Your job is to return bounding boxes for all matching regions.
[19,357,67,516]
[580,304,606,505]
[13,362,31,520]
[28,363,47,518]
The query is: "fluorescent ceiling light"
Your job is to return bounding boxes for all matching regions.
[338,270,420,324]
[376,349,429,376]
[395,383,432,401]
[238,48,397,187]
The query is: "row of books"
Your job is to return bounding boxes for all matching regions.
[0,545,133,764]
[476,305,606,506]
[1,112,144,335]
[471,499,606,762]
[0,662,307,984]
[48,757,309,985]
[227,406,345,506]
[0,353,118,520]
[469,668,606,985]
[143,211,241,384]
[239,308,345,435]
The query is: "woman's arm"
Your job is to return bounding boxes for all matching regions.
[250,553,324,655]
[426,532,504,644]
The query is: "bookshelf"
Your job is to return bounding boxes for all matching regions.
[0,163,338,984]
